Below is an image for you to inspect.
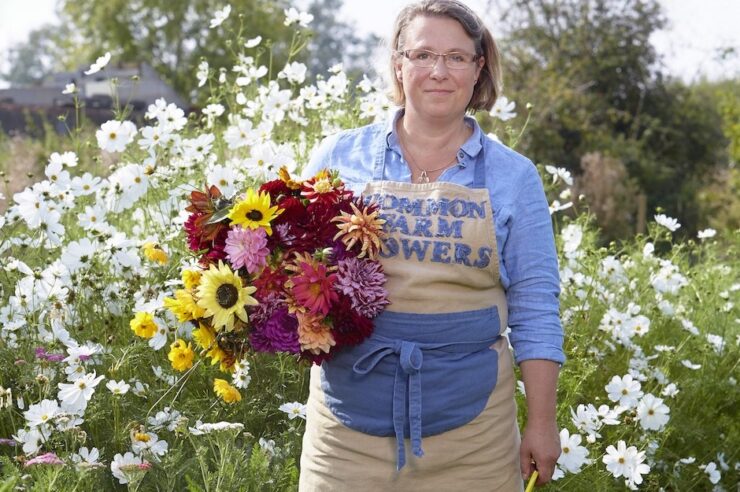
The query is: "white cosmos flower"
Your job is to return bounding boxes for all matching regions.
[60,238,98,273]
[245,36,262,48]
[661,382,679,397]
[681,359,701,370]
[96,120,137,153]
[278,61,308,85]
[603,441,650,490]
[561,224,583,254]
[58,371,105,414]
[131,431,169,458]
[224,118,255,149]
[13,427,48,455]
[654,213,680,232]
[84,52,111,75]
[206,164,241,198]
[636,393,670,431]
[71,446,102,469]
[24,398,60,427]
[232,358,251,389]
[49,151,78,168]
[77,204,108,231]
[284,7,314,27]
[700,462,721,484]
[209,5,231,28]
[605,374,643,409]
[279,401,307,420]
[490,95,517,121]
[111,452,147,484]
[62,83,77,94]
[557,428,590,473]
[196,60,209,87]
[106,380,130,395]
[71,173,103,196]
[259,437,276,458]
[697,228,717,239]
[545,165,574,186]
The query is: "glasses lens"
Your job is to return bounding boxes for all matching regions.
[445,53,470,69]
[407,50,436,67]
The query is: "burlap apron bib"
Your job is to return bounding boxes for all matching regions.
[299,128,523,491]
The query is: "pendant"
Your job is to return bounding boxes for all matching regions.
[418,170,430,183]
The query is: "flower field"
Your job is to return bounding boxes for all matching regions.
[0,8,738,491]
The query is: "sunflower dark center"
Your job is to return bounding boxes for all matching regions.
[216,284,239,308]
[246,210,263,221]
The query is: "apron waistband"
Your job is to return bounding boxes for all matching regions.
[352,334,502,469]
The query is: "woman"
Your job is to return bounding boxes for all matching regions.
[299,1,564,490]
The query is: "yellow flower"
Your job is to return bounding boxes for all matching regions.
[164,289,206,322]
[168,339,195,372]
[278,166,302,190]
[142,242,168,265]
[196,261,258,332]
[130,312,158,339]
[213,378,241,403]
[182,269,202,290]
[227,188,282,235]
[192,322,229,369]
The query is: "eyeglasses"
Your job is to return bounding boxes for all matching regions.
[397,49,480,70]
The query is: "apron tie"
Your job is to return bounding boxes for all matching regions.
[353,336,499,470]
[354,340,424,470]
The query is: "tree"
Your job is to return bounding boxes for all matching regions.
[494,0,729,236]
[59,0,298,100]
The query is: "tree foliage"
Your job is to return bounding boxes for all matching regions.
[498,0,730,236]
[59,0,297,100]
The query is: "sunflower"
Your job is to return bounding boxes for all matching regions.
[196,261,258,332]
[227,188,283,235]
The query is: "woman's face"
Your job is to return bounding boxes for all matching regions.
[395,15,483,122]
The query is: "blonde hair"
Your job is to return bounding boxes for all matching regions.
[388,0,501,112]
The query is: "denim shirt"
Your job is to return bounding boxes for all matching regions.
[302,109,565,365]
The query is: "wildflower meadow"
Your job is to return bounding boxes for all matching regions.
[0,7,738,491]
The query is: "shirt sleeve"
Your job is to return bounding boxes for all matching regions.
[503,162,565,366]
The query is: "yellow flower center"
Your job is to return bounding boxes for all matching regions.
[216,284,239,308]
[314,178,332,193]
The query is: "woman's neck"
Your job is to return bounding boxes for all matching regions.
[399,109,470,153]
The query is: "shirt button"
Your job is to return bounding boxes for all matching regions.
[458,151,465,160]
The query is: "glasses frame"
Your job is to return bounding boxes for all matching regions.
[397,49,481,70]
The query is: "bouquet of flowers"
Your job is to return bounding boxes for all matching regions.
[161,167,389,373]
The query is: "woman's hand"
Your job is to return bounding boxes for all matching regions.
[519,359,561,486]
[520,418,560,486]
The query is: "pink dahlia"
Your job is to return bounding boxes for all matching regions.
[289,258,338,316]
[334,258,389,317]
[225,227,269,274]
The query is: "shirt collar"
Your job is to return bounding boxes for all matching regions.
[384,108,484,164]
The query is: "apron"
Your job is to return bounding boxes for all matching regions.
[300,126,523,491]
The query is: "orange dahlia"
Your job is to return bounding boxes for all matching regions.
[296,311,336,355]
[332,201,386,259]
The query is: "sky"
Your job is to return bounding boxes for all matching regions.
[1,0,738,86]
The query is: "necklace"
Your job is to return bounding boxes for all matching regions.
[398,131,458,184]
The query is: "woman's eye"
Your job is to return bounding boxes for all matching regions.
[416,52,430,60]
[449,54,466,63]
